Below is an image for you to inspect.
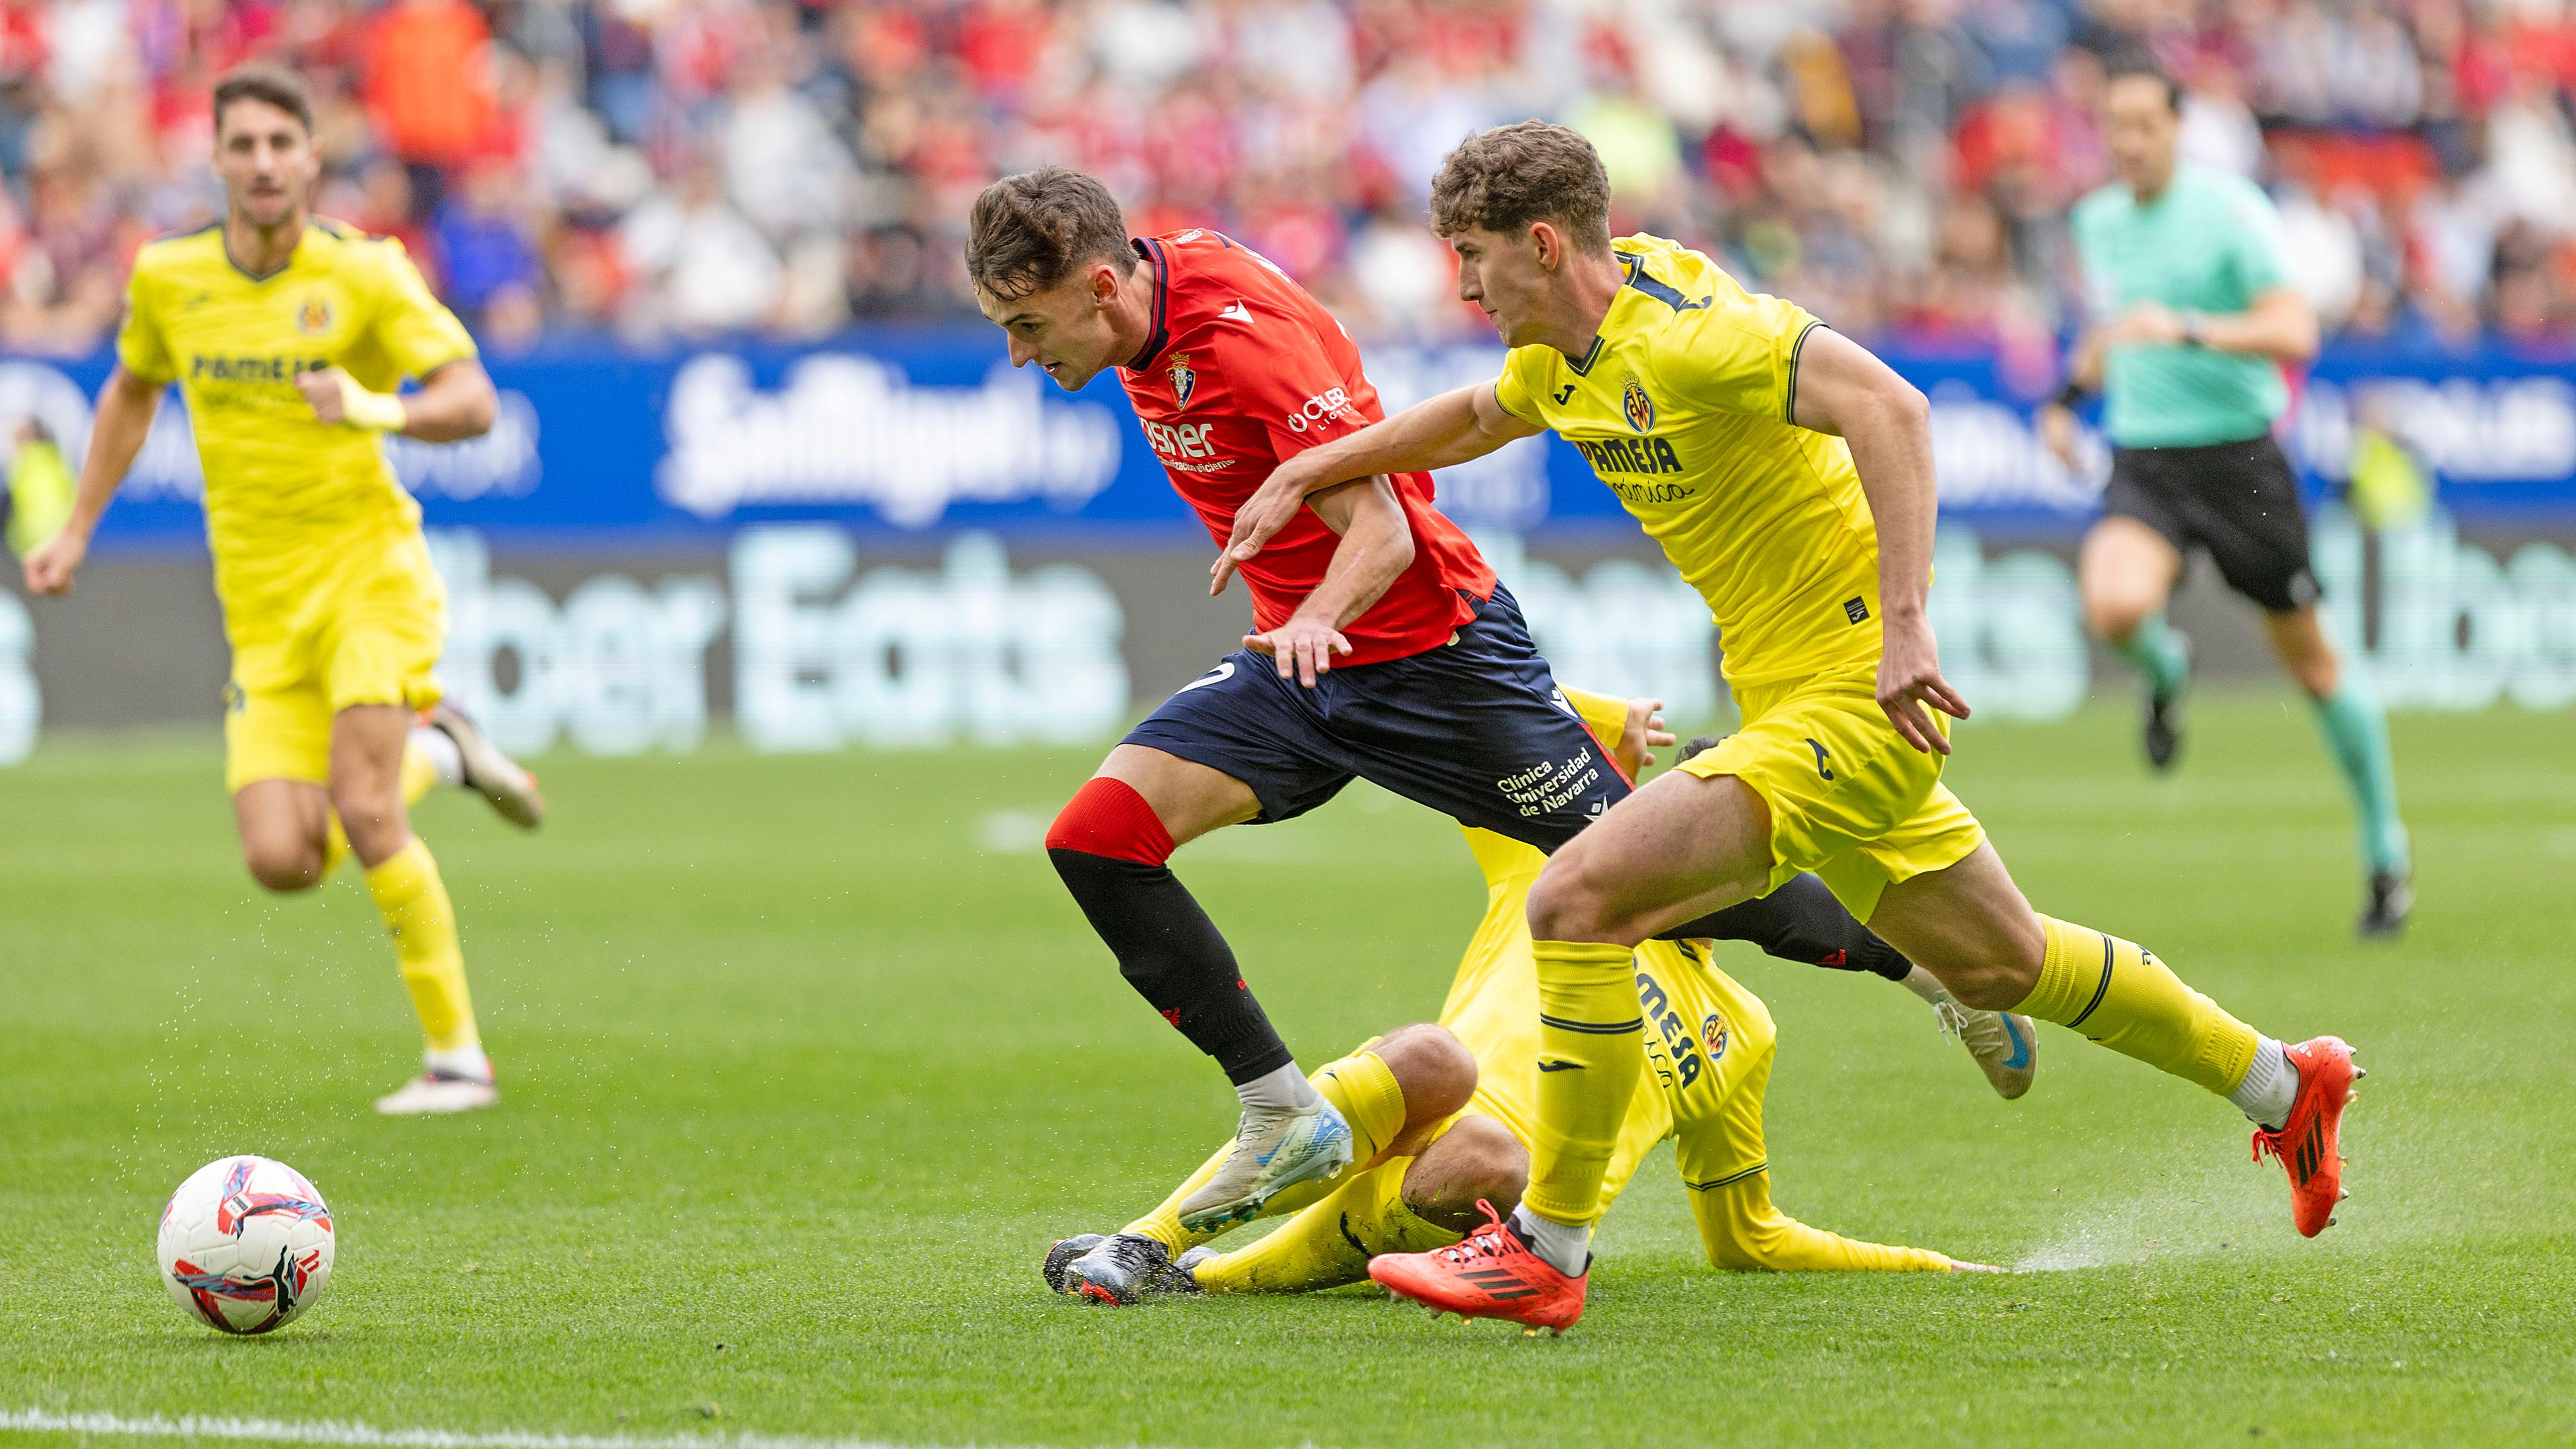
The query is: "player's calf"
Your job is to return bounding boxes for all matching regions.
[1399,1114,1527,1231]
[1367,1024,1479,1145]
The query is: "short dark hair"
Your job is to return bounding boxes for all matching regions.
[213,64,314,136]
[2101,50,2182,111]
[1429,121,1613,257]
[965,166,1135,301]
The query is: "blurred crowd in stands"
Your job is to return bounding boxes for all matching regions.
[3,0,2575,361]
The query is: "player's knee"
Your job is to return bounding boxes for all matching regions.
[2083,591,2155,644]
[1044,776,1175,866]
[241,837,323,893]
[1525,859,1626,945]
[1369,1023,1477,1125]
[1402,1116,1527,1230]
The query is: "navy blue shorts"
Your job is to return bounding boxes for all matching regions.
[1123,585,1631,851]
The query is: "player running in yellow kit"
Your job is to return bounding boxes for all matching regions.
[19,66,543,1116]
[1042,690,1992,1306]
[1223,122,2360,1331]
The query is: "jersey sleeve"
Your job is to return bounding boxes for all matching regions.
[2225,182,2293,298]
[361,239,478,380]
[1556,685,1632,755]
[1658,292,1823,424]
[1490,347,1549,425]
[1233,317,1379,462]
[114,260,175,385]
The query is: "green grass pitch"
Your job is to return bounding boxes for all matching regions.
[4,696,2573,1447]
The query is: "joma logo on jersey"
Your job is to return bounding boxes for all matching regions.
[1635,969,1704,1089]
[189,354,329,382]
[1573,435,1684,476]
[1144,419,1220,460]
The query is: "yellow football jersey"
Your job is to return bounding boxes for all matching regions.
[1493,235,1882,689]
[116,220,476,615]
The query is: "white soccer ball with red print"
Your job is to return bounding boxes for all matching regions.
[156,1155,335,1334]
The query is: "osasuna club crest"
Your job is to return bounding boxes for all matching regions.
[1622,374,1655,433]
[1168,352,1195,409]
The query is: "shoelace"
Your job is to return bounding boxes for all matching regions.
[1931,998,1972,1044]
[1431,1200,1517,1267]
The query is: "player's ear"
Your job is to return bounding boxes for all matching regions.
[1530,221,1560,272]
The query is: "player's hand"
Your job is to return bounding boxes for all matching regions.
[1243,613,1352,688]
[1876,610,1970,755]
[21,527,87,596]
[2037,402,2082,473]
[296,367,350,424]
[1617,696,1674,776]
[1213,454,1331,596]
[2106,301,2186,346]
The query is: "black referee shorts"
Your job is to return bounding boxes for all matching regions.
[2102,433,2320,614]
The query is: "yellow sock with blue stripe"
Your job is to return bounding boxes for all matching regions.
[1521,940,1646,1232]
[1125,1046,1409,1253]
[2014,916,2257,1095]
[365,837,480,1056]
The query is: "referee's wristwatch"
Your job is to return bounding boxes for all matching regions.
[2179,309,2208,346]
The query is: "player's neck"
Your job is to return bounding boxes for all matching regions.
[223,209,309,282]
[2129,158,2177,205]
[1104,249,1162,370]
[1534,252,1629,359]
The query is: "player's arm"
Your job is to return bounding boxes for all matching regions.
[1241,475,1415,688]
[1788,327,1970,755]
[295,358,498,442]
[21,368,164,596]
[1214,383,1540,592]
[2098,284,2317,363]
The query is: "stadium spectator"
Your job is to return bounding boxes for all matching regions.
[1,0,2573,352]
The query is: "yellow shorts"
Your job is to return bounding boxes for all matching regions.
[221,533,446,793]
[1676,665,1985,920]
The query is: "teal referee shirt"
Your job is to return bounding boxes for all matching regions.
[2070,164,2294,449]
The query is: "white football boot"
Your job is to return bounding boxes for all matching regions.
[1917,972,2038,1101]
[1175,1097,1353,1232]
[426,702,545,829]
[374,1055,500,1116]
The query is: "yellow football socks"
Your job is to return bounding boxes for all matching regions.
[1189,1161,1460,1294]
[321,740,443,881]
[1126,1046,1410,1253]
[1522,940,1646,1228]
[365,837,480,1055]
[2013,916,2257,1095]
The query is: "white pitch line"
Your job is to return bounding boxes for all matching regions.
[0,1409,1025,1449]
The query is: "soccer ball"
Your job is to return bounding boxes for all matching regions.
[156,1155,335,1334]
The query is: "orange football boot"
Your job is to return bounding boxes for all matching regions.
[1367,1201,1587,1334]
[2251,1035,2361,1237]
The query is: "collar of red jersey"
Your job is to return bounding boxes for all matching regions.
[1120,236,1176,377]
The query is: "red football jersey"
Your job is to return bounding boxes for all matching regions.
[1117,228,1496,667]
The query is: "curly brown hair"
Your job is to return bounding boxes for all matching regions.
[965,166,1136,302]
[1428,121,1613,257]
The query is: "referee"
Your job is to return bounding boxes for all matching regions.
[2042,52,2411,937]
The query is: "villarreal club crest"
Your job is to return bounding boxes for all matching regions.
[1622,374,1656,433]
[295,297,333,337]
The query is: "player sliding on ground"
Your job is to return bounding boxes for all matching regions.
[1042,695,1999,1313]
[2039,53,2412,936]
[965,168,2036,1236]
[1220,122,2359,1332]
[19,66,541,1116]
